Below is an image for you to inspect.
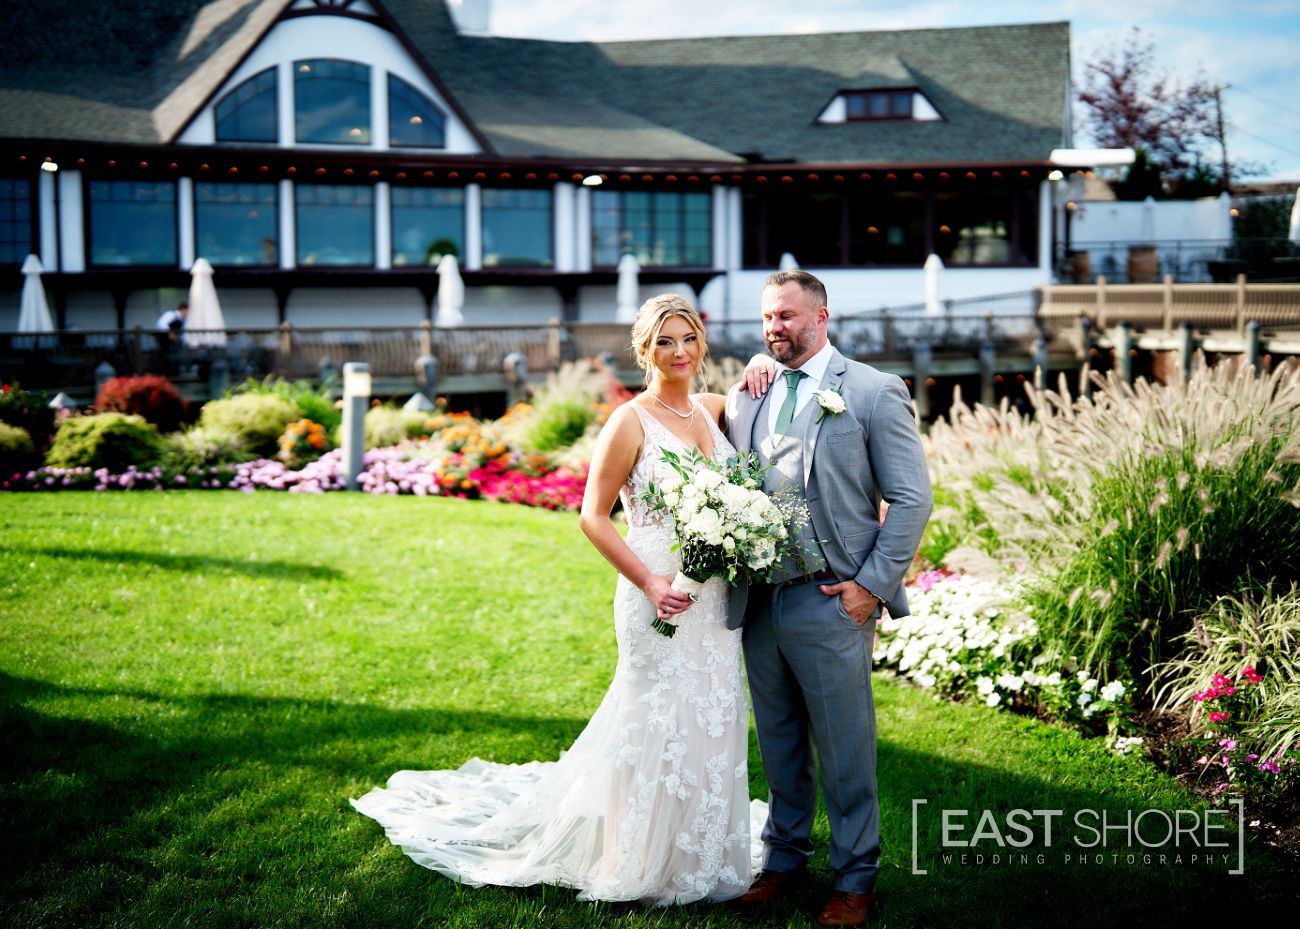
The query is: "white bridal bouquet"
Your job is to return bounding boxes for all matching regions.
[637,449,813,637]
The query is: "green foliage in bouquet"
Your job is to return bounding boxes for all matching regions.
[198,394,300,457]
[45,413,166,471]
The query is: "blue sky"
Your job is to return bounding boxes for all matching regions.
[488,0,1300,182]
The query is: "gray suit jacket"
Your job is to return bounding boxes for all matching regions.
[723,346,933,629]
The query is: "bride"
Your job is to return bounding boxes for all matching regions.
[351,294,772,904]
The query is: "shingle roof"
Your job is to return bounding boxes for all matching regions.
[0,0,1069,167]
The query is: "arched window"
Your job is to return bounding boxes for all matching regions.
[215,68,278,143]
[388,75,446,148]
[294,59,371,144]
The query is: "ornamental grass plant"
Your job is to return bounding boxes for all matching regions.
[926,360,1300,682]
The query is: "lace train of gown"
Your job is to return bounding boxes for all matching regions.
[350,404,766,904]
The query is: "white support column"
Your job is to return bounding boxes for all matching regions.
[575,185,592,272]
[38,171,58,271]
[465,182,483,270]
[58,170,84,273]
[278,61,295,147]
[553,182,575,272]
[371,66,389,151]
[178,177,196,270]
[375,181,392,269]
[279,179,296,269]
[1038,179,1053,282]
[727,187,742,271]
[711,185,729,271]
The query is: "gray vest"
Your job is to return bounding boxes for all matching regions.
[752,388,827,583]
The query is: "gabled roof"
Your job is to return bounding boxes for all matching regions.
[0,1,1070,167]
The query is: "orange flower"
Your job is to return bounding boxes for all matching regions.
[307,433,326,449]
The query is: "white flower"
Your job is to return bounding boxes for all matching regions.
[996,673,1024,692]
[686,507,722,538]
[722,536,735,551]
[660,473,683,493]
[1081,678,1098,693]
[1100,680,1126,702]
[1077,692,1092,707]
[985,692,1002,707]
[975,676,995,696]
[663,491,680,508]
[813,389,846,415]
[693,468,724,491]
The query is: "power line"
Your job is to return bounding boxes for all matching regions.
[1230,85,1300,120]
[1231,124,1300,160]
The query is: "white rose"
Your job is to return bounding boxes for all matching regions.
[733,528,748,541]
[660,473,684,493]
[722,536,735,551]
[682,483,700,499]
[815,389,846,414]
[687,507,722,537]
[663,491,680,509]
[718,483,749,512]
[693,469,724,491]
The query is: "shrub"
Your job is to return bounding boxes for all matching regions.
[363,406,427,449]
[0,421,37,475]
[926,362,1300,681]
[95,375,188,432]
[518,361,603,453]
[0,382,56,450]
[162,426,256,472]
[45,413,166,471]
[229,376,341,433]
[1154,585,1300,760]
[198,394,299,457]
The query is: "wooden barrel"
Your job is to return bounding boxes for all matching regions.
[1127,247,1159,283]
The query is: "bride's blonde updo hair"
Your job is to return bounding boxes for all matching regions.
[630,293,711,386]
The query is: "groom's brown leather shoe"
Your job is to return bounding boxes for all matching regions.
[734,868,801,905]
[815,890,879,926]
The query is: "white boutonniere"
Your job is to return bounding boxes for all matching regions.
[813,388,846,423]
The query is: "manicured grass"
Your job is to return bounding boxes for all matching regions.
[0,493,1290,928]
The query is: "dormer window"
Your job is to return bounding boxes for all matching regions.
[818,88,942,124]
[846,89,913,121]
[294,59,371,145]
[215,68,278,143]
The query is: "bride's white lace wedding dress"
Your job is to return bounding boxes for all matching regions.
[351,403,763,904]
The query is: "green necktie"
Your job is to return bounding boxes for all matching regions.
[775,369,808,437]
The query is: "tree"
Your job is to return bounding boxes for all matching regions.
[1077,29,1227,198]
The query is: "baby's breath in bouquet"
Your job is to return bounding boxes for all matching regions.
[638,448,813,636]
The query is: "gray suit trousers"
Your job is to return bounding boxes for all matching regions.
[743,577,880,894]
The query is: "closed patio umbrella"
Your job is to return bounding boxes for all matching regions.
[17,254,55,341]
[185,257,227,347]
[616,252,641,323]
[1289,187,1300,243]
[436,254,465,328]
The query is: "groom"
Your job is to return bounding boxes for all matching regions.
[725,270,932,926]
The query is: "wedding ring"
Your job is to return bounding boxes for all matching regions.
[688,593,700,603]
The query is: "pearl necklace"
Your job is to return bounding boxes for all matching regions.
[651,393,695,421]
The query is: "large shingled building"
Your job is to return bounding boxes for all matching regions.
[0,0,1072,329]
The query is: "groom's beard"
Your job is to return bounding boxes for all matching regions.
[767,327,817,365]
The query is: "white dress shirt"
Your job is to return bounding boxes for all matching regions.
[766,340,835,437]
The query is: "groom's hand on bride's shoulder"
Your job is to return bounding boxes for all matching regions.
[819,580,879,625]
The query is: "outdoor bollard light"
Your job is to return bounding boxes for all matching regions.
[94,360,116,395]
[342,362,371,491]
[1245,320,1261,373]
[415,354,439,403]
[503,352,527,407]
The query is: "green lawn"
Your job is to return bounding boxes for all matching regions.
[0,493,1289,928]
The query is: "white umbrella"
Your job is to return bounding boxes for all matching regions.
[924,253,944,316]
[616,252,641,323]
[778,252,800,271]
[186,257,227,347]
[1289,187,1300,243]
[436,254,465,328]
[17,254,55,336]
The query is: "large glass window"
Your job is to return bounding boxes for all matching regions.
[391,187,463,266]
[294,59,370,145]
[847,192,926,265]
[388,75,446,148]
[592,191,711,267]
[0,178,32,264]
[295,185,373,266]
[481,189,552,267]
[934,191,1026,266]
[215,68,278,143]
[88,181,177,266]
[195,183,278,266]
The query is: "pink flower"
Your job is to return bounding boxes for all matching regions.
[1218,738,1236,750]
[1260,761,1281,775]
[1208,711,1229,723]
[1241,666,1263,684]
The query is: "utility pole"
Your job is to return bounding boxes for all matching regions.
[1214,84,1231,191]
